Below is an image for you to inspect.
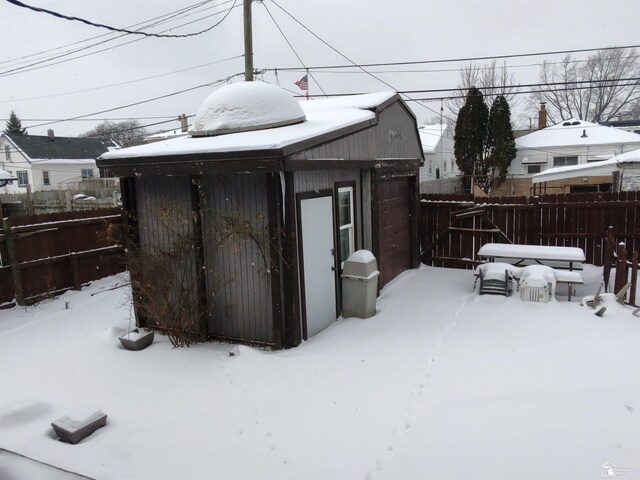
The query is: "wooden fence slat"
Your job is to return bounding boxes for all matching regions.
[421,192,640,269]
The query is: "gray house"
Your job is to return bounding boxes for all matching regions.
[98,82,423,349]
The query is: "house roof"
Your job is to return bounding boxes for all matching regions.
[4,133,117,161]
[100,91,396,162]
[418,124,447,153]
[532,147,640,183]
[516,119,640,149]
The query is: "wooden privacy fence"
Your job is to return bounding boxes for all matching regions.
[0,208,125,308]
[421,191,640,269]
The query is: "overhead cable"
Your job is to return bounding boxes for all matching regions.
[5,0,238,38]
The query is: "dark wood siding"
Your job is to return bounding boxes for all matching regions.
[200,173,274,345]
[288,101,423,162]
[376,176,412,287]
[136,176,199,327]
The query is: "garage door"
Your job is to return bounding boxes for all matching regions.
[376,177,412,287]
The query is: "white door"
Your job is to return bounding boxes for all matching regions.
[300,195,337,338]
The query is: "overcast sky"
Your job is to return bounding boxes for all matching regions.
[0,0,638,137]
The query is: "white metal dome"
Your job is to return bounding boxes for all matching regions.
[190,81,306,137]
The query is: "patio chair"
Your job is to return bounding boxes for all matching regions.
[476,263,513,297]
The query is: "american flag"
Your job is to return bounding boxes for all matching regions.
[295,74,308,91]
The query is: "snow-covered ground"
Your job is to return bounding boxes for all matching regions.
[1,265,639,480]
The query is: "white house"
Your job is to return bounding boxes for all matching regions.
[418,124,459,193]
[0,130,118,194]
[496,119,640,195]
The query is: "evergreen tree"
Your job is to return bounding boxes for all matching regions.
[454,87,488,190]
[454,89,516,194]
[4,110,26,135]
[486,95,517,191]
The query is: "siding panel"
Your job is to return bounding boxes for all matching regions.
[200,173,273,344]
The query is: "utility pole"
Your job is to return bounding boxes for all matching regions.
[243,0,253,81]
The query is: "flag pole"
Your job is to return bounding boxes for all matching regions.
[306,68,309,101]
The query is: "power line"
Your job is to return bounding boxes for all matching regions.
[0,0,220,67]
[24,73,244,129]
[260,1,327,96]
[263,44,640,71]
[5,0,238,38]
[272,54,640,76]
[0,54,244,103]
[269,0,455,122]
[0,1,241,77]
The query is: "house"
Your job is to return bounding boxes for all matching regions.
[417,124,460,193]
[97,81,423,349]
[532,148,640,192]
[492,118,640,196]
[0,130,118,194]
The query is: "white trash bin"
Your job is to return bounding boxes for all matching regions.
[341,250,379,318]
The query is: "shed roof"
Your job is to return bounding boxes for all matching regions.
[516,119,640,149]
[100,92,396,161]
[532,147,640,183]
[4,133,117,160]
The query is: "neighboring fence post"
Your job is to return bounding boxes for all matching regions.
[25,185,34,215]
[603,226,616,293]
[69,252,81,290]
[2,218,25,306]
[614,242,628,296]
[530,196,540,246]
[630,250,638,307]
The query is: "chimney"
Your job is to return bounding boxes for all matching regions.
[47,129,55,141]
[179,113,188,133]
[538,102,547,130]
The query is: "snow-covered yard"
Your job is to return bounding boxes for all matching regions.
[1,265,639,480]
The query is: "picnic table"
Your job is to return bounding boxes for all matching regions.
[477,243,586,301]
[477,243,586,271]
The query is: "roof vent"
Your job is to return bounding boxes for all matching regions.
[581,129,588,138]
[190,82,305,137]
[47,129,55,141]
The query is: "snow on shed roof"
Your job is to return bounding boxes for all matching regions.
[532,147,640,183]
[190,82,306,137]
[100,89,396,160]
[516,119,640,149]
[418,124,447,153]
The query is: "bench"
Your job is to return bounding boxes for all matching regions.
[554,270,584,301]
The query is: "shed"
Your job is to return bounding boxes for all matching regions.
[98,82,423,349]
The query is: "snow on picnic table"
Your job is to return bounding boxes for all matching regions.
[0,266,639,480]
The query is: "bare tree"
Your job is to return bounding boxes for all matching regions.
[528,48,640,124]
[81,119,148,148]
[447,60,520,118]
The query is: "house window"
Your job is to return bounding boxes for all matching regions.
[527,165,542,174]
[553,156,578,167]
[428,160,432,175]
[443,161,447,173]
[4,145,10,161]
[42,170,50,186]
[17,170,28,187]
[81,168,94,179]
[338,186,355,265]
